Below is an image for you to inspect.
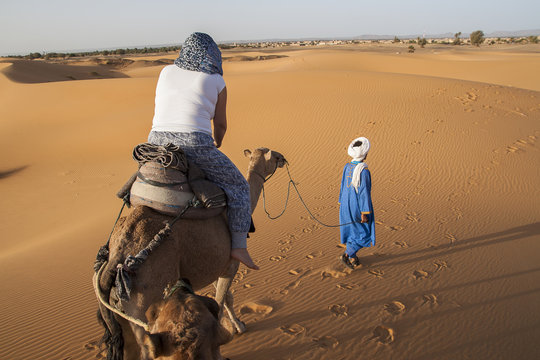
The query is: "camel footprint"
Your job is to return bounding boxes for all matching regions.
[384,301,406,315]
[370,326,395,344]
[328,304,349,317]
[279,323,306,337]
[312,336,339,349]
[239,302,273,315]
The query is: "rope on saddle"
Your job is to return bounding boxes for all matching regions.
[132,142,188,172]
[93,198,129,273]
[114,201,196,302]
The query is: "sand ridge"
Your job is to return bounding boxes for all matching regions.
[0,45,539,359]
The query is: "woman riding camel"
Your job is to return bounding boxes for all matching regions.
[148,32,259,270]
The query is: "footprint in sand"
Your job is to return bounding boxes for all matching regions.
[288,269,302,276]
[312,336,339,350]
[368,269,384,278]
[445,233,457,243]
[506,145,520,153]
[280,323,306,337]
[280,269,311,294]
[394,241,409,248]
[270,255,285,261]
[281,279,301,294]
[371,326,395,344]
[233,269,248,283]
[305,251,322,259]
[321,268,351,279]
[243,283,254,288]
[405,212,420,222]
[329,304,349,317]
[433,260,448,271]
[413,270,429,280]
[336,283,355,290]
[384,301,406,315]
[422,293,438,305]
[239,302,273,315]
[451,207,463,220]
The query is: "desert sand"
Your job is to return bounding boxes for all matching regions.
[1,43,539,359]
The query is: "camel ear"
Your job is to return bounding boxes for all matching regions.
[264,150,273,161]
[244,149,252,158]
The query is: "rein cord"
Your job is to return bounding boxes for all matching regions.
[93,261,150,332]
[261,163,364,228]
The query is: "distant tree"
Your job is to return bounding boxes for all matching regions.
[393,36,400,43]
[453,32,462,45]
[408,45,415,53]
[528,35,539,44]
[470,30,485,46]
[27,52,42,59]
[417,37,427,48]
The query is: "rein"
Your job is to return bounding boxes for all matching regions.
[261,163,362,227]
[94,261,150,332]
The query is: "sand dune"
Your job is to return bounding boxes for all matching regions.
[0,45,539,359]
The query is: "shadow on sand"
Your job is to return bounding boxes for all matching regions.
[362,222,540,268]
[1,60,129,83]
[0,165,28,179]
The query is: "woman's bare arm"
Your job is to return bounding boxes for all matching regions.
[213,87,227,148]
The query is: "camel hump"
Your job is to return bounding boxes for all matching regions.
[130,161,225,219]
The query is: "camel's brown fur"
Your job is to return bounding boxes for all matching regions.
[96,148,286,359]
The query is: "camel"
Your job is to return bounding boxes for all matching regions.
[95,148,287,359]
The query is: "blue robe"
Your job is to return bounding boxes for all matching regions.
[339,163,375,257]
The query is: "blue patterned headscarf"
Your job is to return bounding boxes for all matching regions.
[174,32,223,75]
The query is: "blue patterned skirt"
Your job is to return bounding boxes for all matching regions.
[148,131,251,248]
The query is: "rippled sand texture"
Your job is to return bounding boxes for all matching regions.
[1,43,539,359]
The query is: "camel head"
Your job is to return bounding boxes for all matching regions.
[244,148,287,181]
[144,280,233,360]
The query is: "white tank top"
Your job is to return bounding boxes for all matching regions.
[151,65,226,135]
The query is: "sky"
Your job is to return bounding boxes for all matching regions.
[1,0,539,55]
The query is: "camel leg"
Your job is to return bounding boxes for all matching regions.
[214,260,246,334]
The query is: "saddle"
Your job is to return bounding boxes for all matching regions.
[117,143,227,219]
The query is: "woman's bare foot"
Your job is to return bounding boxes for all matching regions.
[231,248,260,270]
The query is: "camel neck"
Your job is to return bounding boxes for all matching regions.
[247,171,265,214]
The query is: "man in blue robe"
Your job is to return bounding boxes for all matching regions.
[339,137,375,268]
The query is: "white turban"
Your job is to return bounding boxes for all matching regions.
[347,137,370,192]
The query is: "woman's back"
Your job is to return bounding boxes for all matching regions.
[151,65,225,135]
